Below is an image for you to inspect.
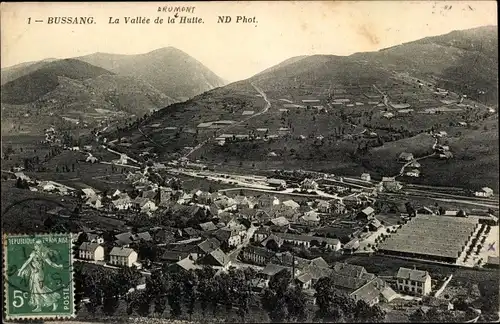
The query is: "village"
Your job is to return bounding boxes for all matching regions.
[5,131,499,322]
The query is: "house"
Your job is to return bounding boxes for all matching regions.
[257,195,280,209]
[396,267,432,296]
[301,178,319,190]
[197,248,231,270]
[213,228,241,247]
[383,112,394,119]
[258,264,294,286]
[241,245,275,265]
[213,195,236,210]
[254,226,271,243]
[38,181,56,192]
[357,206,375,220]
[78,242,105,261]
[170,256,202,272]
[300,211,321,225]
[282,200,300,210]
[86,195,102,210]
[296,273,313,290]
[112,197,132,210]
[160,250,193,263]
[183,227,202,238]
[196,238,221,258]
[276,232,341,251]
[135,232,153,242]
[343,239,360,254]
[435,131,448,138]
[134,197,157,213]
[109,247,138,267]
[199,221,218,232]
[438,151,453,159]
[82,188,98,199]
[14,172,30,181]
[398,152,414,162]
[381,177,402,192]
[330,199,347,215]
[474,187,494,198]
[115,232,135,246]
[367,218,382,231]
[361,173,371,182]
[406,169,421,178]
[234,196,256,209]
[329,262,397,305]
[408,161,421,168]
[86,155,98,164]
[270,216,290,227]
[85,232,105,244]
[261,234,284,249]
[317,200,331,213]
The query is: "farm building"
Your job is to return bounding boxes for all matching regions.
[474,187,494,198]
[405,169,421,177]
[361,173,371,181]
[398,152,414,162]
[268,178,287,189]
[378,215,479,263]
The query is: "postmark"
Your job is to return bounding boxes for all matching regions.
[3,233,75,320]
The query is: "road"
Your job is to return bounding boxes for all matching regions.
[372,84,389,107]
[183,82,271,159]
[105,147,139,164]
[395,138,438,177]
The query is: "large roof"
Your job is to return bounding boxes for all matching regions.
[79,242,101,252]
[396,267,430,282]
[110,247,136,257]
[378,215,478,259]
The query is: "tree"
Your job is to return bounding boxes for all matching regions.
[129,290,151,317]
[405,202,416,217]
[314,276,386,323]
[167,274,184,317]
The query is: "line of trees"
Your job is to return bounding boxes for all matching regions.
[77,263,389,323]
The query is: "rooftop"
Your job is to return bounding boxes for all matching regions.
[396,267,430,282]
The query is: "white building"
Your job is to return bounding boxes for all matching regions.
[474,187,494,198]
[109,247,138,267]
[396,267,432,296]
[78,242,104,262]
[361,173,371,181]
[405,169,421,178]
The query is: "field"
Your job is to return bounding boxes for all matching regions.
[362,133,436,177]
[0,180,80,233]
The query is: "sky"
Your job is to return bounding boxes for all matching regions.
[1,1,497,82]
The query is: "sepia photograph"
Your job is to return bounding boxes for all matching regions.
[1,1,498,323]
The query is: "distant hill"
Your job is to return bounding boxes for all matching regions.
[251,26,497,105]
[1,58,58,85]
[108,26,497,191]
[1,59,114,104]
[77,47,226,101]
[254,55,309,77]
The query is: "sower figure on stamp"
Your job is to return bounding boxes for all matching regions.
[17,239,63,312]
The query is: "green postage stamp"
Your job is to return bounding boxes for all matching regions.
[3,233,75,320]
